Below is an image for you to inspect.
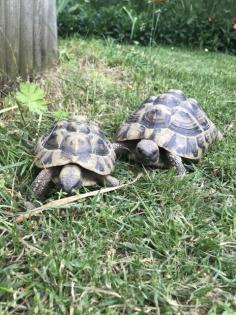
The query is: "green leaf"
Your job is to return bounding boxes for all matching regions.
[16,83,48,114]
[53,109,70,120]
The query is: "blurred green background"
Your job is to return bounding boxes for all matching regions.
[57,0,236,54]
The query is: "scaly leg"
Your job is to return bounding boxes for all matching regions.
[112,142,131,157]
[31,168,55,200]
[23,168,55,210]
[167,153,186,176]
[97,175,120,187]
[80,171,119,188]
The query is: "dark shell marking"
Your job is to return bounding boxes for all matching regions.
[116,89,220,159]
[196,135,206,151]
[141,107,171,129]
[169,110,203,136]
[166,89,187,101]
[35,119,116,175]
[186,138,199,158]
[154,94,181,108]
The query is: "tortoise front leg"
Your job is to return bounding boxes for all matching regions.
[167,153,187,176]
[23,168,55,210]
[31,168,55,200]
[112,142,130,157]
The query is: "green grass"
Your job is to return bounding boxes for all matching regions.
[0,38,236,314]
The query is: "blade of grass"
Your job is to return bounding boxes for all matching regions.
[16,173,143,223]
[0,105,18,114]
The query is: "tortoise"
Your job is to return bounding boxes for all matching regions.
[113,89,222,175]
[31,118,119,200]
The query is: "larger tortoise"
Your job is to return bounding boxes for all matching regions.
[31,118,119,200]
[114,89,222,175]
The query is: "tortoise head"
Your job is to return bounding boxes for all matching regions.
[135,139,159,166]
[59,164,82,193]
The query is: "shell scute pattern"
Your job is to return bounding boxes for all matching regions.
[96,161,105,173]
[43,128,67,150]
[141,106,171,129]
[56,119,68,129]
[166,89,187,101]
[186,138,199,158]
[126,113,141,124]
[77,124,91,134]
[67,121,78,132]
[196,135,206,151]
[139,96,157,109]
[181,99,211,132]
[41,151,54,166]
[116,90,220,159]
[205,132,211,144]
[35,119,116,175]
[154,94,180,108]
[169,109,203,137]
[93,137,110,156]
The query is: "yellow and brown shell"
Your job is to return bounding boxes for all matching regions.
[116,90,221,160]
[35,119,116,175]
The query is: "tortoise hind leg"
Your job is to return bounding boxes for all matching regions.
[167,153,187,176]
[82,172,120,188]
[97,175,120,187]
[32,168,55,200]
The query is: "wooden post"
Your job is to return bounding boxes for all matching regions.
[0,0,57,85]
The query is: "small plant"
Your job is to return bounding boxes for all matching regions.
[123,6,138,40]
[53,109,70,120]
[15,83,48,115]
[14,82,48,130]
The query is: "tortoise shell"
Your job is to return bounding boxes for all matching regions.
[116,90,220,160]
[35,119,116,175]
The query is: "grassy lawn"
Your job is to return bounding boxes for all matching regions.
[0,38,236,314]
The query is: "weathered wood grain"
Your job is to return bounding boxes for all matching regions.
[0,1,6,81]
[19,0,34,76]
[0,0,57,83]
[46,0,57,67]
[5,0,20,78]
[33,0,42,71]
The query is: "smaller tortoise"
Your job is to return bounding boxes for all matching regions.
[113,89,222,175]
[31,118,119,200]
